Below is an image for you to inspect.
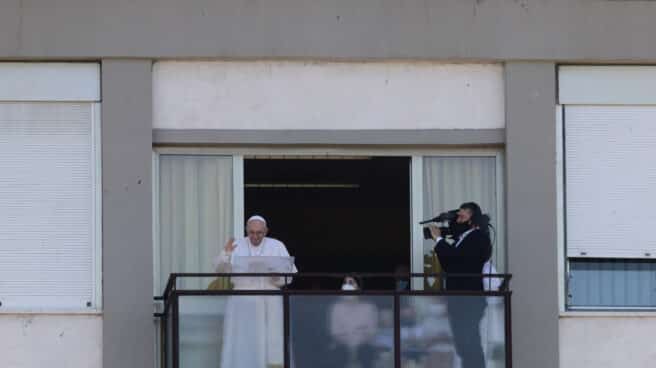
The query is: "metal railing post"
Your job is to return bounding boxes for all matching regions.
[394,290,401,368]
[172,293,179,368]
[160,316,166,368]
[283,291,291,368]
[504,291,513,368]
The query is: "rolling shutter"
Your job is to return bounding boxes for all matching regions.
[565,105,656,259]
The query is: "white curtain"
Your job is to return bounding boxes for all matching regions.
[158,155,233,291]
[422,156,504,271]
[423,156,506,368]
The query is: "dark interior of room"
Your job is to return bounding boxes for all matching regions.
[244,157,411,290]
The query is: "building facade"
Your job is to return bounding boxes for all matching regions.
[2,1,656,367]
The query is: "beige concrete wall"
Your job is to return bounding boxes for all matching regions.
[153,61,504,130]
[560,316,656,368]
[0,315,102,368]
[2,0,656,61]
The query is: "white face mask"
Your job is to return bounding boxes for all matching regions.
[341,283,357,291]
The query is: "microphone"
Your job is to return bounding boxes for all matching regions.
[419,209,458,224]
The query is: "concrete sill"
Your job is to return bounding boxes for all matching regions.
[560,310,656,318]
[0,310,103,316]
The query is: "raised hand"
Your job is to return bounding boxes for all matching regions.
[224,237,237,253]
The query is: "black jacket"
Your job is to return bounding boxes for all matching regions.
[433,229,492,291]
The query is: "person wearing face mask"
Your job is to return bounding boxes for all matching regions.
[324,276,380,368]
[341,276,360,291]
[428,202,492,368]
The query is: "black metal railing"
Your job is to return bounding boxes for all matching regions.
[155,272,512,368]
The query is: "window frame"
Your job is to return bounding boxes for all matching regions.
[152,146,505,296]
[91,103,102,311]
[558,65,656,313]
[558,103,656,312]
[151,150,243,295]
[0,102,102,313]
[411,152,506,290]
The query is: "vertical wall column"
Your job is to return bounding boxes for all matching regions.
[505,62,559,368]
[102,60,153,368]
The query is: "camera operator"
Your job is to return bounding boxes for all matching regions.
[428,202,492,368]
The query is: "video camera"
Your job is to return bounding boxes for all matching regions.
[420,209,459,240]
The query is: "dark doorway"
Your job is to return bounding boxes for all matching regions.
[244,157,411,290]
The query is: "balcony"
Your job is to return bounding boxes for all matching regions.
[155,273,512,368]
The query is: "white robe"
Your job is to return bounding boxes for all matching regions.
[214,237,297,368]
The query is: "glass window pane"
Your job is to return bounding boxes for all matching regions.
[290,295,395,368]
[179,295,284,368]
[158,155,233,292]
[568,258,656,309]
[400,295,506,368]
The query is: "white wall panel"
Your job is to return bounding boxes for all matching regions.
[565,106,656,258]
[0,63,100,102]
[560,317,656,368]
[0,315,101,368]
[559,66,656,105]
[153,61,504,130]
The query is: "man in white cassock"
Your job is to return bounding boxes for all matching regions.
[214,215,297,368]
